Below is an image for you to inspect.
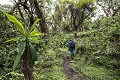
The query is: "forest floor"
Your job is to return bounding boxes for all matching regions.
[57,48,118,80]
[63,55,84,80]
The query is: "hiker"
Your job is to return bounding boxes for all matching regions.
[68,39,75,60]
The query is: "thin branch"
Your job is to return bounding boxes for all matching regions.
[17,6,25,23]
[112,6,120,16]
[83,12,91,20]
[98,3,109,16]
[9,2,21,14]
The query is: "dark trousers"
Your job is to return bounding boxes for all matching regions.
[70,50,74,60]
[71,54,74,60]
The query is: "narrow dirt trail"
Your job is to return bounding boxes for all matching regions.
[63,56,84,80]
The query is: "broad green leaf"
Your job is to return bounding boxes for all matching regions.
[29,19,40,33]
[5,38,18,43]
[13,41,26,70]
[28,43,37,67]
[29,30,42,37]
[6,14,26,36]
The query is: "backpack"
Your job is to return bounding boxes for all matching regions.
[70,41,75,50]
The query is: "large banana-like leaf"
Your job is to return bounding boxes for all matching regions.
[28,43,37,67]
[6,14,26,36]
[29,19,40,33]
[13,41,26,70]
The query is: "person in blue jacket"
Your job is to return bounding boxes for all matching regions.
[68,39,75,60]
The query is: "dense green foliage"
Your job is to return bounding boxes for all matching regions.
[0,0,120,80]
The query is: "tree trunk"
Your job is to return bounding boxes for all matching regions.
[33,0,48,33]
[21,45,34,80]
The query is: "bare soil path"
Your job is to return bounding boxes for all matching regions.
[63,56,84,80]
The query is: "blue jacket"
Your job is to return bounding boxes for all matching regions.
[68,40,74,51]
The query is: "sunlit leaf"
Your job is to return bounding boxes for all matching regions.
[29,37,39,44]
[29,30,42,37]
[5,38,18,43]
[29,19,40,33]
[9,72,24,77]
[6,14,26,36]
